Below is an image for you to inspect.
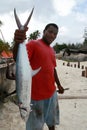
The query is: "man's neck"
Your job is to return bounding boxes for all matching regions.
[42,37,50,46]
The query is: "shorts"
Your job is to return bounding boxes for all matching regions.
[26,91,59,130]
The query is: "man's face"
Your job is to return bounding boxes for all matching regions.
[43,25,58,45]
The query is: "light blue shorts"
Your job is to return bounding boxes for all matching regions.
[26,91,59,130]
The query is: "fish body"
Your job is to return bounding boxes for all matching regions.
[14,8,41,121]
[16,43,41,121]
[16,43,31,121]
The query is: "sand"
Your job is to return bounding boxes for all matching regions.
[0,60,87,130]
[55,60,87,130]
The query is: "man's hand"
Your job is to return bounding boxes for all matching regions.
[13,27,28,61]
[57,85,64,94]
[14,27,28,44]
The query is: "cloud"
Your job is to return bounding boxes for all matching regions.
[0,0,87,44]
[59,26,69,36]
[75,12,87,23]
[52,0,76,16]
[0,12,15,43]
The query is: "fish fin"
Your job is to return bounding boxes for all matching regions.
[24,7,34,28]
[14,8,22,30]
[14,7,34,30]
[32,67,41,77]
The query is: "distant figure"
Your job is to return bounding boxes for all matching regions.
[6,61,16,97]
[6,62,16,80]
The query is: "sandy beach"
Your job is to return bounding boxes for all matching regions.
[56,60,87,130]
[0,60,87,130]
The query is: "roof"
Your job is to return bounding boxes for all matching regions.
[1,51,13,58]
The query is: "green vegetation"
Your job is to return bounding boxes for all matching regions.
[53,41,87,53]
[0,20,11,54]
[28,30,40,40]
[0,40,11,53]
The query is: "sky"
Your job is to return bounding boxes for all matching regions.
[0,0,87,46]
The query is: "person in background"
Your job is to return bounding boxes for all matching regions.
[6,61,16,97]
[13,23,64,130]
[6,62,16,80]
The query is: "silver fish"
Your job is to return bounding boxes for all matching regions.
[14,8,41,121]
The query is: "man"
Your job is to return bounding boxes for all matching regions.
[13,23,64,130]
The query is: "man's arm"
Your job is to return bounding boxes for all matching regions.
[54,68,64,94]
[13,42,19,61]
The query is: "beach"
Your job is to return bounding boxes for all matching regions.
[56,60,87,130]
[0,60,87,130]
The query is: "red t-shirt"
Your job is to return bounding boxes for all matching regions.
[26,39,56,100]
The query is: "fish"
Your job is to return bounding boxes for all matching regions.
[14,8,41,122]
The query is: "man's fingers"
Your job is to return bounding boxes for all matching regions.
[14,29,27,43]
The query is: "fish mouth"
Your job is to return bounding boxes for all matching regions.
[20,107,27,112]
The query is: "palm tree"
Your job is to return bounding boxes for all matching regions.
[0,20,5,42]
[28,30,40,41]
[0,20,2,26]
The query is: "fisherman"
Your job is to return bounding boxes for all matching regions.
[13,23,64,130]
